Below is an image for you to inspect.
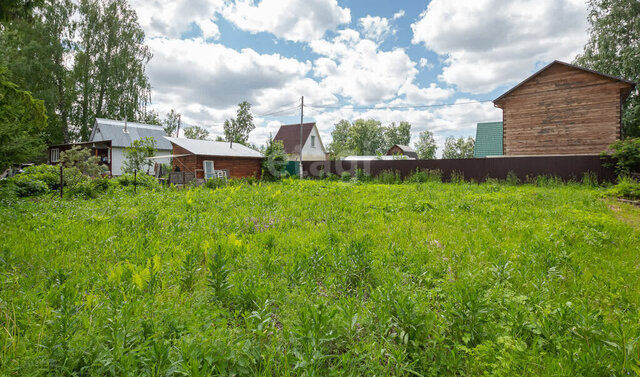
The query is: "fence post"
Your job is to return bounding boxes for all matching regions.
[59,165,64,199]
[134,169,137,194]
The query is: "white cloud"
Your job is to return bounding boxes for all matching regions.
[392,10,405,20]
[359,15,393,42]
[130,0,223,39]
[221,0,351,42]
[145,38,338,143]
[310,30,452,106]
[411,0,589,93]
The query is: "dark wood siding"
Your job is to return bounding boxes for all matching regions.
[171,144,262,179]
[495,63,632,156]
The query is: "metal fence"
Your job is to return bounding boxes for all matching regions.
[302,155,616,182]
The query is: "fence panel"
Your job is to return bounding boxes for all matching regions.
[302,155,616,182]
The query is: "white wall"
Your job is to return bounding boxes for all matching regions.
[290,126,326,161]
[110,148,171,176]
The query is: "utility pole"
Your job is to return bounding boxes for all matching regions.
[176,114,181,138]
[299,96,304,178]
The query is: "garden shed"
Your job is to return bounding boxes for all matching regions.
[165,137,263,179]
[386,144,418,159]
[493,61,635,156]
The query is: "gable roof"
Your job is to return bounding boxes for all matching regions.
[474,122,503,158]
[387,144,418,158]
[494,60,636,104]
[90,118,173,150]
[273,123,316,154]
[165,137,263,158]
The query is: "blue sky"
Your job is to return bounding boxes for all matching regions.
[129,0,590,154]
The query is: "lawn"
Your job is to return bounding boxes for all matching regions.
[1,179,640,376]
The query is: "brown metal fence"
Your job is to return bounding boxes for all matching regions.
[302,155,616,182]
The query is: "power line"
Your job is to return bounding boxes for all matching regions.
[306,99,494,110]
[254,105,301,118]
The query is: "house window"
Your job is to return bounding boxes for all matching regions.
[50,148,60,163]
[203,160,215,180]
[311,135,315,148]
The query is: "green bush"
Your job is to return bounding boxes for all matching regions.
[405,168,442,183]
[19,164,60,190]
[450,170,465,184]
[605,176,640,199]
[601,138,640,176]
[376,170,401,184]
[115,173,160,189]
[505,171,519,185]
[205,177,228,189]
[354,168,371,182]
[10,175,49,197]
[340,171,352,182]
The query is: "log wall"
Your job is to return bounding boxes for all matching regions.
[495,64,630,156]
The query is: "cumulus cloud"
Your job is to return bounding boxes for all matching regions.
[411,0,589,93]
[359,15,393,42]
[221,0,351,42]
[130,0,223,39]
[310,30,453,106]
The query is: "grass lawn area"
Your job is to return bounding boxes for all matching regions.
[1,179,640,375]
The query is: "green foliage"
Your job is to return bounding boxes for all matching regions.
[340,171,352,181]
[123,136,157,174]
[354,168,371,182]
[443,136,475,159]
[405,168,442,183]
[376,170,401,184]
[114,172,160,189]
[601,137,640,175]
[183,125,209,140]
[223,101,254,146]
[383,121,411,151]
[415,130,437,159]
[60,145,102,177]
[0,67,47,170]
[575,0,640,137]
[3,180,640,375]
[329,119,414,157]
[162,109,180,137]
[262,138,288,181]
[605,176,640,199]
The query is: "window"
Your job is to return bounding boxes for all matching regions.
[311,135,315,148]
[203,160,215,180]
[50,148,60,163]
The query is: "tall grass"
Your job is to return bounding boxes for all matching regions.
[1,180,639,375]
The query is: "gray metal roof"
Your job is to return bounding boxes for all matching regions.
[165,137,263,158]
[90,118,172,150]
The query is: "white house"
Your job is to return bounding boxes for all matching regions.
[273,122,327,161]
[88,118,172,175]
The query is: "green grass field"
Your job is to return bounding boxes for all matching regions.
[2,179,640,376]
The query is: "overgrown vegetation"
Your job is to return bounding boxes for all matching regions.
[2,179,640,375]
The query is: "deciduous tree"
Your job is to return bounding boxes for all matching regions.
[224,101,254,146]
[442,136,474,159]
[123,136,156,174]
[575,0,640,137]
[183,125,210,140]
[415,130,437,159]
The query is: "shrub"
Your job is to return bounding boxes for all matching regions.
[19,164,60,190]
[115,173,160,189]
[354,168,371,182]
[262,139,288,181]
[340,171,352,181]
[505,171,519,186]
[326,173,339,181]
[405,168,442,183]
[376,170,401,184]
[205,177,228,189]
[582,171,598,187]
[601,138,640,176]
[10,175,49,197]
[450,170,464,184]
[605,176,640,199]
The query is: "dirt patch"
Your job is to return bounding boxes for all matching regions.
[607,200,640,229]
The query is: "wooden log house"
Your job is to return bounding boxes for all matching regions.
[493,61,636,156]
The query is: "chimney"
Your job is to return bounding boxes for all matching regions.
[123,116,128,133]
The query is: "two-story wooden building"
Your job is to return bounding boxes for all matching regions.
[493,61,635,156]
